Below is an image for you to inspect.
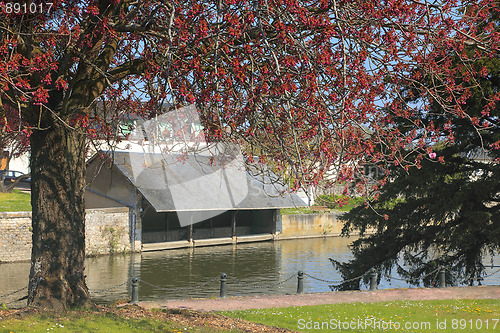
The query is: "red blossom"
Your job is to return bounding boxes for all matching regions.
[33,87,49,105]
[0,0,497,194]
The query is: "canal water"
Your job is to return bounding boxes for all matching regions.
[1,237,500,305]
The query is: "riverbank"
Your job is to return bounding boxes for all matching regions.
[138,285,500,312]
[3,287,498,333]
[2,289,499,333]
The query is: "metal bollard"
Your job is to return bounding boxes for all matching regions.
[369,270,378,291]
[220,273,227,298]
[297,271,304,294]
[439,268,446,288]
[131,277,139,303]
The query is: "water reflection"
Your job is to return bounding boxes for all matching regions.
[1,237,499,306]
[132,237,356,302]
[86,254,133,302]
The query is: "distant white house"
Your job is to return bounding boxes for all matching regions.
[1,150,30,174]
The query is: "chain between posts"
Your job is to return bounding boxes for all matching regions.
[138,275,220,292]
[380,267,441,283]
[276,273,298,286]
[480,267,500,278]
[224,273,297,289]
[0,286,28,299]
[3,266,500,304]
[430,267,442,286]
[317,268,378,288]
[90,281,129,294]
[304,272,366,285]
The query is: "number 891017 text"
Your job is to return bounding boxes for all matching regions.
[2,2,53,14]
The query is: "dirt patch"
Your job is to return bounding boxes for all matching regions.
[110,306,295,332]
[0,305,296,333]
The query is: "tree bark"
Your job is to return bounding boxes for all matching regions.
[27,116,92,311]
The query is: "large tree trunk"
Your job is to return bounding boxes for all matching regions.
[27,116,92,311]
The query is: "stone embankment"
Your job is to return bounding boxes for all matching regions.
[0,208,131,262]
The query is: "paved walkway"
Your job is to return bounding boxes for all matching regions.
[138,285,500,312]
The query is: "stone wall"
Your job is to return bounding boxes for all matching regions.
[0,208,132,263]
[279,213,344,239]
[0,212,33,262]
[278,213,375,239]
[85,208,132,256]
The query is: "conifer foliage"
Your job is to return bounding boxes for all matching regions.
[335,30,500,290]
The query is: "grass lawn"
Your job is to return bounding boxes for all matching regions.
[221,299,500,332]
[0,190,31,212]
[0,307,244,333]
[0,312,176,333]
[2,300,499,332]
[281,207,319,214]
[281,196,364,215]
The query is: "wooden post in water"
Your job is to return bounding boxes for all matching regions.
[164,213,169,241]
[188,224,193,243]
[231,211,237,239]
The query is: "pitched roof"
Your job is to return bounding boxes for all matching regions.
[108,150,305,212]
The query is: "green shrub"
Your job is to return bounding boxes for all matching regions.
[314,194,364,211]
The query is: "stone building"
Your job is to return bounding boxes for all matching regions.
[85,148,305,252]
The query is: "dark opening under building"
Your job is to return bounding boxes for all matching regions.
[85,149,305,251]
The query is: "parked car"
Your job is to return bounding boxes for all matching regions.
[0,170,31,187]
